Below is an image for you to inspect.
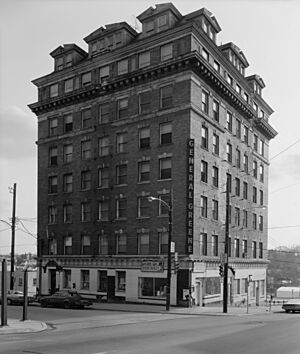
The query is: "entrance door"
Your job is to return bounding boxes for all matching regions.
[256,282,260,306]
[49,269,56,294]
[107,276,115,302]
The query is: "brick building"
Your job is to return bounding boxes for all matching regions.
[29,3,277,306]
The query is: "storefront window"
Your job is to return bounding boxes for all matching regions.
[98,270,107,292]
[116,271,126,292]
[139,277,167,298]
[204,277,221,295]
[63,269,71,289]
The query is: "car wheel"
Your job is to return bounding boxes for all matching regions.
[64,301,71,309]
[7,299,12,305]
[292,310,296,313]
[41,301,47,308]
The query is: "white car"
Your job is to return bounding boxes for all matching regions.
[282,299,300,313]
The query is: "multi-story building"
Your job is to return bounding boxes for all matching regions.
[29,3,277,306]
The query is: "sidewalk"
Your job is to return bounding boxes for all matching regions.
[0,302,282,335]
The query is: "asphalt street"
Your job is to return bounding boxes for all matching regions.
[1,304,300,354]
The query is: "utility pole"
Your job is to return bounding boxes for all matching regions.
[166,199,172,311]
[223,176,230,313]
[10,183,17,291]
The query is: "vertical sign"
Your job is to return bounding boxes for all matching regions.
[187,139,194,254]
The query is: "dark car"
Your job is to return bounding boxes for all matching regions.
[0,290,35,305]
[39,290,93,309]
[282,299,300,313]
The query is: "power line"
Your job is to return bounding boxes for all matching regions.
[269,139,300,161]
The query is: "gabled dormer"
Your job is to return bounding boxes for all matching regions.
[246,74,265,97]
[137,3,182,38]
[183,8,221,44]
[84,22,138,57]
[50,44,87,72]
[219,42,249,76]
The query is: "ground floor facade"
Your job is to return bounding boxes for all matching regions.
[39,256,267,307]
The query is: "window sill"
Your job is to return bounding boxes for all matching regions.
[136,216,150,220]
[137,181,150,185]
[157,178,172,182]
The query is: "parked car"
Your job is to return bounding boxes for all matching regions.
[39,290,93,309]
[282,299,300,313]
[0,290,35,305]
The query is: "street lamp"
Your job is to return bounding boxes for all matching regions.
[148,195,172,311]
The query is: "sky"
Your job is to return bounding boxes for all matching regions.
[0,0,299,255]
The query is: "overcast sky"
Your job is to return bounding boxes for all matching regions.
[0,0,299,254]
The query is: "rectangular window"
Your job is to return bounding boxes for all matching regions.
[50,83,58,98]
[253,213,257,230]
[98,167,109,188]
[98,136,110,156]
[201,160,208,183]
[138,161,150,182]
[213,60,220,73]
[81,235,91,255]
[81,140,91,160]
[117,59,128,75]
[259,190,264,206]
[98,200,109,221]
[48,175,58,194]
[243,210,248,228]
[259,164,264,182]
[66,53,72,67]
[212,166,219,187]
[139,127,150,149]
[201,90,209,113]
[244,92,249,103]
[49,146,58,166]
[243,125,249,144]
[117,98,128,119]
[226,173,232,193]
[82,72,92,87]
[56,57,63,71]
[49,239,57,255]
[138,232,150,255]
[212,235,218,256]
[158,14,167,31]
[49,117,58,136]
[227,74,233,86]
[235,178,240,196]
[116,271,126,292]
[252,241,257,258]
[236,148,241,169]
[116,164,127,185]
[63,203,72,223]
[64,236,72,255]
[48,205,57,224]
[235,207,240,226]
[139,51,150,68]
[63,173,73,193]
[236,119,241,139]
[234,238,240,258]
[259,215,263,231]
[64,114,73,133]
[98,270,107,292]
[99,102,110,124]
[80,270,90,290]
[160,85,173,109]
[226,111,233,132]
[212,200,218,220]
[201,126,208,149]
[242,240,247,258]
[200,233,207,256]
[116,234,127,254]
[99,235,108,255]
[243,154,248,173]
[144,21,154,34]
[157,193,171,216]
[201,48,209,61]
[81,170,91,190]
[213,133,219,155]
[139,277,166,298]
[200,195,208,218]
[63,144,72,163]
[226,143,232,163]
[81,108,92,129]
[137,196,149,218]
[160,122,172,145]
[116,133,127,153]
[213,100,219,122]
[236,84,241,94]
[81,202,91,222]
[253,160,258,178]
[158,231,168,254]
[259,242,263,258]
[253,134,258,151]
[99,65,110,82]
[64,78,73,93]
[253,186,257,203]
[159,157,171,180]
[139,91,151,113]
[161,43,172,61]
[116,198,127,219]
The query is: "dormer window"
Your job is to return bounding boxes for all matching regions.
[50,83,59,98]
[64,78,73,93]
[201,48,209,61]
[115,32,122,45]
[144,21,154,34]
[82,72,92,87]
[139,51,150,68]
[244,92,249,103]
[66,54,72,67]
[56,57,63,71]
[158,14,167,31]
[203,20,208,33]
[117,59,128,75]
[99,39,105,51]
[108,35,113,47]
[161,43,172,61]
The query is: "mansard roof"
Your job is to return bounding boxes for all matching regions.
[84,22,138,43]
[219,42,249,68]
[50,44,87,58]
[183,8,221,33]
[137,2,182,21]
[246,74,266,88]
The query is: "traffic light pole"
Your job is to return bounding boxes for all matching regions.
[223,176,230,313]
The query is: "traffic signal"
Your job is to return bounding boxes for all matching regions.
[219,265,224,277]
